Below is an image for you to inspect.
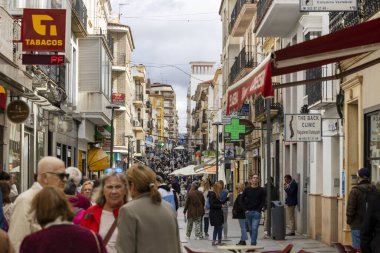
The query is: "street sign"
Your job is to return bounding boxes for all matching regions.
[300,0,357,12]
[284,114,322,142]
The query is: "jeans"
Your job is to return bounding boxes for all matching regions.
[204,216,209,234]
[246,210,261,245]
[351,230,360,249]
[238,219,248,241]
[212,225,223,242]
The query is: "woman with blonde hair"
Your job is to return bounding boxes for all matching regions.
[80,172,128,253]
[20,186,106,253]
[116,163,181,253]
[209,181,227,246]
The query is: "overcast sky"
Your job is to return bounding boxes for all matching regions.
[111,0,222,133]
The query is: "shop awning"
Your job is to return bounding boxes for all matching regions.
[88,147,110,172]
[226,55,274,115]
[195,165,216,174]
[272,17,380,76]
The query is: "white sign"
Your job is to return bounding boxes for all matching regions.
[284,114,322,142]
[300,0,357,12]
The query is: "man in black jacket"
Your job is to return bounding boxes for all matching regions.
[361,188,380,253]
[284,174,298,236]
[241,174,265,245]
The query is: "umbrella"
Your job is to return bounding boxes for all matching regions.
[88,147,110,172]
[174,145,185,150]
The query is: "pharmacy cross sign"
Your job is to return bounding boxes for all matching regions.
[225,118,246,140]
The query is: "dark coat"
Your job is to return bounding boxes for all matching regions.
[361,190,380,253]
[284,180,298,206]
[346,180,375,230]
[208,191,225,227]
[232,193,245,219]
[20,224,107,253]
[184,190,205,219]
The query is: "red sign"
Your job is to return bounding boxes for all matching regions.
[22,54,65,65]
[22,9,66,52]
[112,93,125,105]
[226,56,274,115]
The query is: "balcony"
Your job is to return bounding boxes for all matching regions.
[78,92,112,125]
[306,67,336,110]
[133,93,144,108]
[254,96,282,122]
[229,47,256,85]
[132,118,144,132]
[329,0,380,33]
[112,53,126,70]
[71,0,87,38]
[230,0,258,37]
[254,0,302,37]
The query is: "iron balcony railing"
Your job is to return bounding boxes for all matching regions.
[38,65,66,88]
[113,53,126,66]
[229,47,255,85]
[255,0,273,32]
[254,96,282,118]
[306,66,334,106]
[73,0,87,30]
[135,93,144,101]
[329,0,380,32]
[230,0,258,34]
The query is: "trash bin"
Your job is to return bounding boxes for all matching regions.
[271,200,285,240]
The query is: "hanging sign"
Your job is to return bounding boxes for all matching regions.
[6,100,30,124]
[284,114,322,142]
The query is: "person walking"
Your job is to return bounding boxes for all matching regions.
[116,164,181,253]
[232,183,248,245]
[80,171,127,253]
[20,186,107,253]
[209,182,227,246]
[184,181,205,240]
[8,157,67,253]
[283,174,298,236]
[201,180,211,237]
[219,180,229,239]
[347,167,376,249]
[241,174,265,246]
[360,186,380,253]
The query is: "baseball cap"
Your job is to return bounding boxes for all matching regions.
[358,167,370,179]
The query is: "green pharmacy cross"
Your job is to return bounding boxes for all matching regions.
[225,118,246,140]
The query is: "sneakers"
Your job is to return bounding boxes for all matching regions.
[204,233,209,237]
[217,242,225,246]
[236,240,246,245]
[286,232,295,236]
[195,236,204,240]
[211,241,217,246]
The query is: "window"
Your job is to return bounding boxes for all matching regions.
[365,111,380,182]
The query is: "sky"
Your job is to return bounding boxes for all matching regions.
[111,0,222,133]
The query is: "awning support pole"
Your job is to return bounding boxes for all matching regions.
[266,97,272,237]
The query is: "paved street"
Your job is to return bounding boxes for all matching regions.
[178,207,336,253]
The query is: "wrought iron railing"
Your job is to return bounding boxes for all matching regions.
[230,0,258,33]
[113,53,126,66]
[329,0,380,32]
[306,66,334,106]
[255,0,273,32]
[38,65,66,88]
[254,96,282,118]
[135,93,144,101]
[229,47,255,84]
[73,0,87,30]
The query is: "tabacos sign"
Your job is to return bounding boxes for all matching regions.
[22,9,66,52]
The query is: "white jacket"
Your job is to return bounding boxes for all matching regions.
[8,182,42,253]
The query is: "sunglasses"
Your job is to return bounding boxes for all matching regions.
[104,168,124,174]
[46,172,70,181]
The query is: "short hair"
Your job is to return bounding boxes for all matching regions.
[96,172,128,207]
[284,174,292,181]
[66,167,82,186]
[0,181,11,203]
[0,171,10,181]
[127,164,161,204]
[31,186,74,227]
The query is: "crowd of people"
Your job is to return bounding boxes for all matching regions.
[148,149,190,176]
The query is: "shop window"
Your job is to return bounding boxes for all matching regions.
[365,111,380,182]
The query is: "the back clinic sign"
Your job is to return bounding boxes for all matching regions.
[22,9,66,52]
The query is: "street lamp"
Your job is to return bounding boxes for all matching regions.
[212,122,223,181]
[106,104,121,168]
[125,135,133,169]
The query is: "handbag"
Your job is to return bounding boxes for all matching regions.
[90,230,101,253]
[103,218,118,245]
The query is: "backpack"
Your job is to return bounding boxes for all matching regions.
[355,185,378,221]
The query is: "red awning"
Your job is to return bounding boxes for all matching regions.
[272,17,380,76]
[226,55,274,115]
